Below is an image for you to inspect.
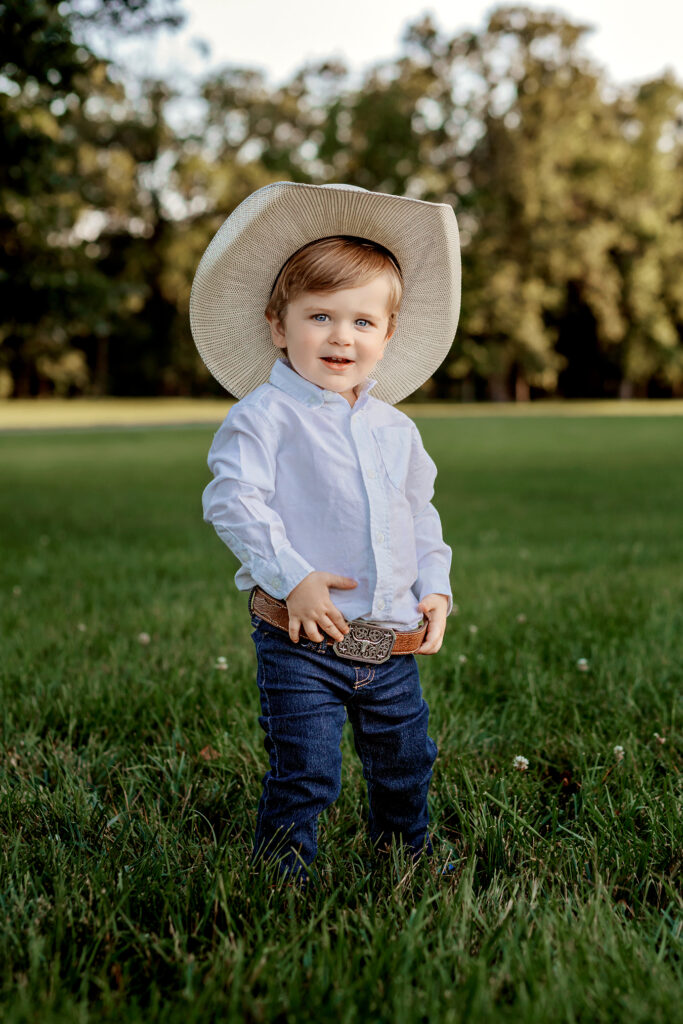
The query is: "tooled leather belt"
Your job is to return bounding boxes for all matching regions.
[249,586,428,665]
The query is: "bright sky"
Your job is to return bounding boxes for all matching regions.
[103,0,683,91]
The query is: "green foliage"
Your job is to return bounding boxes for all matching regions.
[0,418,681,1019]
[1,3,682,400]
[0,0,187,398]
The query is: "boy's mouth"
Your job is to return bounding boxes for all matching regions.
[321,356,354,368]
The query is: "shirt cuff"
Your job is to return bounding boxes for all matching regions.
[253,547,316,600]
[213,525,315,600]
[415,573,453,617]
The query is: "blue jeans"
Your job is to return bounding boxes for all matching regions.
[249,612,438,880]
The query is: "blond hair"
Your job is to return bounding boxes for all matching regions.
[265,235,403,337]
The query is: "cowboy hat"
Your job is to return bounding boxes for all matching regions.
[189,181,460,405]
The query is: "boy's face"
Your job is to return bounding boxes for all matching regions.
[265,273,395,406]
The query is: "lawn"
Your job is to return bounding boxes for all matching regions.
[1,416,681,1022]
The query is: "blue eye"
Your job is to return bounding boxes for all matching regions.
[310,313,372,326]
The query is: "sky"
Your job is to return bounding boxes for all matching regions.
[100,0,683,92]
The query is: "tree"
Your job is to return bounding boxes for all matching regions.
[404,7,683,399]
[2,2,681,399]
[0,0,184,396]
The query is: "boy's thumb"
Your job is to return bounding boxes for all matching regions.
[330,575,358,588]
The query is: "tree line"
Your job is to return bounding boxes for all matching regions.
[2,0,682,401]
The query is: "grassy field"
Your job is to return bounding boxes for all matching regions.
[1,416,681,1022]
[1,396,683,431]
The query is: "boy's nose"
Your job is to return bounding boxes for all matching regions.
[329,322,354,344]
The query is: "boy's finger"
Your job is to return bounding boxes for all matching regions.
[418,635,442,654]
[328,575,357,589]
[327,609,349,637]
[322,614,346,641]
[417,630,438,653]
[304,619,324,642]
[288,618,300,643]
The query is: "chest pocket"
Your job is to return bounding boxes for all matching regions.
[371,424,413,494]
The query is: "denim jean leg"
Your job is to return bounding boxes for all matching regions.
[251,625,347,879]
[347,653,438,860]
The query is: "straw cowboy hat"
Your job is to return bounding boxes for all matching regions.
[189,181,461,405]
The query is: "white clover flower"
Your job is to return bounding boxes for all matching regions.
[137,632,151,645]
[613,745,625,762]
[516,613,527,624]
[653,732,666,745]
[76,622,87,632]
[513,755,529,771]
[458,654,468,664]
[576,658,589,671]
[468,624,478,634]
[215,656,228,671]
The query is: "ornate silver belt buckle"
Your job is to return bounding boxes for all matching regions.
[332,619,396,664]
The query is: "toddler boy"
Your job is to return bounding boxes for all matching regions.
[191,182,461,883]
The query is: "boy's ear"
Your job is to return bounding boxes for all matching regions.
[374,339,389,363]
[376,325,394,358]
[265,311,287,349]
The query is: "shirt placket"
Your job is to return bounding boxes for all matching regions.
[349,405,392,620]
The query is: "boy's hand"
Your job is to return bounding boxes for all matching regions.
[415,594,450,655]
[285,571,357,644]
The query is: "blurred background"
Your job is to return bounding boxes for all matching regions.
[2,0,682,404]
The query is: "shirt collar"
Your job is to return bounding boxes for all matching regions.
[269,357,377,409]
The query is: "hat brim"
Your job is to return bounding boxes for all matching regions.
[189,181,461,405]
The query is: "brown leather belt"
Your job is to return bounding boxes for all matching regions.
[249,586,428,664]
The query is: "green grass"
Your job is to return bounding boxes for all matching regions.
[1,417,681,1023]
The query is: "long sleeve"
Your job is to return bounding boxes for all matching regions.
[202,404,315,599]
[405,423,454,616]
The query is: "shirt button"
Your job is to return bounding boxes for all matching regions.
[367,468,376,479]
[376,532,384,544]
[377,598,385,611]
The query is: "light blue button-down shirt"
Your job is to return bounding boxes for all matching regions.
[202,357,453,630]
